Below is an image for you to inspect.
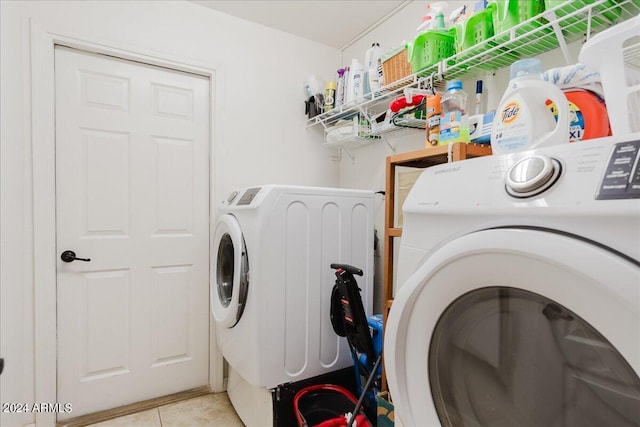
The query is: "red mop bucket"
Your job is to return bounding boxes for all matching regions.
[293,384,372,427]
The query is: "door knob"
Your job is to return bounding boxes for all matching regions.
[61,250,91,263]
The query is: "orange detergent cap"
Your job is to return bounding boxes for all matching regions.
[565,90,611,141]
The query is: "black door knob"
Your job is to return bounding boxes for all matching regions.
[61,250,91,263]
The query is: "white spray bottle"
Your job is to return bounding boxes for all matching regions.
[491,58,569,155]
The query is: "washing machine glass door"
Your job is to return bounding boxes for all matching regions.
[385,228,640,427]
[212,214,248,328]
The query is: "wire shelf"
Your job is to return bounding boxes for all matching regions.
[308,0,640,153]
[324,120,381,150]
[443,0,640,81]
[322,134,380,150]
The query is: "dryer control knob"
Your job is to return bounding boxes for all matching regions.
[226,191,239,204]
[505,154,561,198]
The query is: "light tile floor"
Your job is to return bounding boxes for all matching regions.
[87,393,244,427]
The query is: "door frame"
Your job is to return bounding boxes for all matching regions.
[30,21,222,426]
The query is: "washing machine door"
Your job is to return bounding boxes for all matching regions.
[211,214,249,328]
[385,228,640,427]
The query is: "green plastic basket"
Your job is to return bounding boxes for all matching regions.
[488,0,546,43]
[545,0,627,37]
[546,0,619,21]
[408,29,456,74]
[454,8,495,52]
[489,0,546,33]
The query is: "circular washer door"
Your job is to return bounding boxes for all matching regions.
[211,214,248,328]
[385,228,640,427]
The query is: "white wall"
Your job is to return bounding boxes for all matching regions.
[0,1,340,425]
[338,0,586,186]
[338,0,585,190]
[0,1,591,422]
[337,1,585,312]
[336,1,466,313]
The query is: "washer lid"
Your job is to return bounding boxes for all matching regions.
[385,228,640,427]
[211,214,249,328]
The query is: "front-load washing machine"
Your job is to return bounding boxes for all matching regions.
[211,185,374,426]
[385,135,640,427]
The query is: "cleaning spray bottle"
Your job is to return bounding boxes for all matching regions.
[335,68,346,108]
[491,58,569,155]
[416,2,448,34]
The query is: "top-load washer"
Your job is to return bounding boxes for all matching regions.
[385,135,640,427]
[211,185,374,426]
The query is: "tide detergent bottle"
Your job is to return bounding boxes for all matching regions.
[491,58,569,155]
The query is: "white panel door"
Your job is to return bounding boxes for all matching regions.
[54,46,210,419]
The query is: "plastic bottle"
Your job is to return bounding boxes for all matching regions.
[365,43,383,95]
[449,4,471,24]
[363,69,371,96]
[439,80,469,145]
[303,75,324,100]
[365,43,383,69]
[474,0,488,11]
[358,113,371,138]
[335,69,346,108]
[346,59,364,104]
[426,93,441,146]
[416,2,448,34]
[324,81,337,112]
[342,67,350,105]
[435,11,446,29]
[491,58,569,155]
[367,63,383,94]
[474,80,483,115]
[547,90,611,142]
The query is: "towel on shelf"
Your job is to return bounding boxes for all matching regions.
[541,63,605,99]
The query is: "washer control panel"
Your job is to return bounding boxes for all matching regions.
[505,154,562,198]
[237,187,261,205]
[596,139,640,200]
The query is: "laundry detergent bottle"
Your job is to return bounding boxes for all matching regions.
[491,58,569,155]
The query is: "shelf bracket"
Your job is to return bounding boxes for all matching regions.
[380,134,396,153]
[356,105,374,124]
[544,9,574,64]
[585,5,594,42]
[340,146,355,164]
[403,86,431,102]
[430,62,448,91]
[424,71,442,93]
[329,147,342,162]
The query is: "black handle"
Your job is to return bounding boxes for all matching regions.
[61,250,91,263]
[330,263,363,276]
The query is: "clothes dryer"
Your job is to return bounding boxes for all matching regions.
[385,135,640,427]
[211,185,374,426]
